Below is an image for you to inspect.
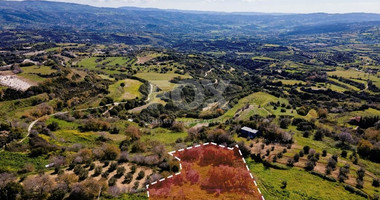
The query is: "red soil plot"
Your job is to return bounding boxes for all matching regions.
[147,143,263,200]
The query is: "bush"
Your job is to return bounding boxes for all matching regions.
[344,185,368,198]
[341,150,347,158]
[93,166,102,176]
[299,150,304,157]
[373,178,380,187]
[293,153,300,162]
[137,171,145,180]
[108,177,117,186]
[108,162,118,172]
[116,166,126,178]
[338,164,350,182]
[123,173,133,184]
[286,158,294,167]
[281,181,287,189]
[102,171,109,179]
[130,165,137,174]
[322,150,327,157]
[310,171,336,182]
[303,131,310,138]
[303,146,310,154]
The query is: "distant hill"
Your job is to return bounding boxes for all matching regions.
[0,1,380,46]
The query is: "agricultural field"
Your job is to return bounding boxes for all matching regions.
[328,68,380,88]
[135,72,191,92]
[148,144,262,199]
[107,79,143,102]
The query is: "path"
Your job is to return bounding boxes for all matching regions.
[9,82,157,146]
[145,83,154,103]
[204,69,213,77]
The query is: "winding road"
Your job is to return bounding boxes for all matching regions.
[2,82,156,150]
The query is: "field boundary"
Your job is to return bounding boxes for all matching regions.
[146,142,265,200]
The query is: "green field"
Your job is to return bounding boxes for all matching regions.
[219,92,289,121]
[276,79,306,86]
[328,68,380,88]
[248,161,367,200]
[78,57,135,74]
[140,128,187,151]
[135,72,191,92]
[107,79,143,101]
[21,65,57,75]
[0,151,48,172]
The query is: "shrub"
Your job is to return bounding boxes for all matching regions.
[93,166,102,176]
[130,165,137,174]
[305,160,315,171]
[341,150,347,158]
[293,153,300,162]
[281,181,287,189]
[322,150,327,157]
[373,178,380,187]
[137,171,145,180]
[123,173,133,184]
[338,164,350,182]
[286,158,294,167]
[303,146,310,154]
[108,177,117,186]
[116,166,126,178]
[299,150,304,157]
[108,162,118,172]
[102,172,109,179]
[133,181,140,190]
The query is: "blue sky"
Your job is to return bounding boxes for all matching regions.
[36,0,380,13]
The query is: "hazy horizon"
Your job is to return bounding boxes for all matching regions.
[8,0,380,14]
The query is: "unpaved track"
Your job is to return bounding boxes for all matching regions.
[7,83,155,147]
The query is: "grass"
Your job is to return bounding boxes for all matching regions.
[21,65,57,75]
[333,108,380,127]
[135,72,191,92]
[0,93,50,120]
[107,79,143,101]
[252,56,276,61]
[328,78,360,91]
[248,161,367,200]
[219,92,289,121]
[328,68,380,88]
[140,128,187,151]
[276,79,306,86]
[0,151,48,172]
[49,130,99,147]
[78,57,135,75]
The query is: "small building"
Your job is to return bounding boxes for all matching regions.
[240,126,259,139]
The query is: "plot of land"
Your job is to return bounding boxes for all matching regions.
[135,72,191,92]
[107,79,143,101]
[148,144,262,200]
[0,73,36,91]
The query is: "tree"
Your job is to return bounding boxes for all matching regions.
[303,146,310,154]
[327,157,337,170]
[356,168,365,189]
[137,171,145,180]
[338,164,350,182]
[0,182,24,200]
[314,129,325,141]
[338,132,353,146]
[293,153,300,162]
[357,139,372,158]
[47,122,60,131]
[68,179,106,200]
[102,144,120,160]
[93,166,102,177]
[23,175,53,200]
[281,181,287,189]
[116,166,126,178]
[373,178,380,187]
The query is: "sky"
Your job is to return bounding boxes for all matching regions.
[22,0,380,13]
